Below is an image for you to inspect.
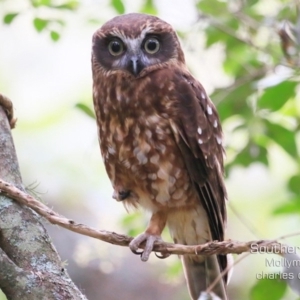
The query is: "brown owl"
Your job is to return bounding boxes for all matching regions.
[92,13,228,300]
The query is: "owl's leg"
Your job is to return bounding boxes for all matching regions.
[0,94,16,128]
[129,211,167,261]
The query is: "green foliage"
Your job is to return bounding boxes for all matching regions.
[75,103,96,119]
[3,13,18,24]
[200,0,300,180]
[30,0,79,10]
[197,0,227,17]
[33,17,49,32]
[140,0,158,15]
[0,290,7,300]
[258,81,298,112]
[197,2,300,298]
[274,172,300,215]
[288,174,300,195]
[2,0,79,41]
[265,120,298,158]
[164,259,183,279]
[119,212,146,237]
[273,196,300,215]
[52,1,79,10]
[250,276,287,300]
[50,30,60,41]
[31,0,51,7]
[227,143,268,169]
[111,0,125,14]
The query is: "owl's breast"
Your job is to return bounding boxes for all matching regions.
[98,103,196,211]
[93,73,197,211]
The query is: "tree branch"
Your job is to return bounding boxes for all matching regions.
[0,247,26,281]
[0,178,293,258]
[0,98,87,300]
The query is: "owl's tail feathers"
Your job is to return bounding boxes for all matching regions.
[182,254,227,300]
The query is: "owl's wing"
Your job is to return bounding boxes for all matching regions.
[169,72,227,274]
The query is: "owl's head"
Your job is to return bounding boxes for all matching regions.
[92,13,185,78]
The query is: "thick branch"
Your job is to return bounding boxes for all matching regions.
[0,178,290,257]
[0,247,26,281]
[0,247,34,293]
[0,101,87,300]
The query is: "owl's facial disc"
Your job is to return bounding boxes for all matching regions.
[93,23,180,77]
[126,36,161,76]
[112,36,161,77]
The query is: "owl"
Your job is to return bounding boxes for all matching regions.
[92,13,228,300]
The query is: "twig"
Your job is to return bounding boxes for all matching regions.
[0,93,17,128]
[0,178,296,257]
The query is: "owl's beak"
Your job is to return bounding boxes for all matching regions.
[128,56,143,76]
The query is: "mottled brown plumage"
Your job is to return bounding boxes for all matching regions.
[92,13,228,300]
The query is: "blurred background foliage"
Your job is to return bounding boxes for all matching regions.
[0,0,300,299]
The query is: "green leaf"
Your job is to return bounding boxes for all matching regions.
[265,121,298,157]
[50,31,60,41]
[54,1,79,10]
[119,212,145,237]
[165,260,182,278]
[140,0,157,15]
[33,18,49,32]
[197,0,227,16]
[3,13,18,24]
[226,143,268,173]
[224,44,263,78]
[75,103,95,119]
[214,81,254,121]
[31,0,51,7]
[288,174,300,194]
[250,276,287,300]
[277,6,298,23]
[111,0,125,14]
[205,27,223,47]
[248,0,259,6]
[223,45,248,76]
[273,197,300,215]
[236,143,267,166]
[258,81,297,111]
[205,19,239,48]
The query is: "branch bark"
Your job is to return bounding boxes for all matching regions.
[0,100,87,300]
[0,178,290,258]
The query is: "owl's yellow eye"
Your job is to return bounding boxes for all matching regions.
[144,38,160,54]
[108,40,124,56]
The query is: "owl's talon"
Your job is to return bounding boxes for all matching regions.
[130,248,143,256]
[129,233,163,262]
[155,252,170,259]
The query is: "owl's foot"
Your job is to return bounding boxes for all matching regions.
[0,94,16,128]
[129,233,164,262]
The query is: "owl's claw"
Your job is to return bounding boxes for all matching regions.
[129,233,163,262]
[130,248,143,256]
[155,252,170,259]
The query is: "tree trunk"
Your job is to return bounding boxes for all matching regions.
[0,105,87,300]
